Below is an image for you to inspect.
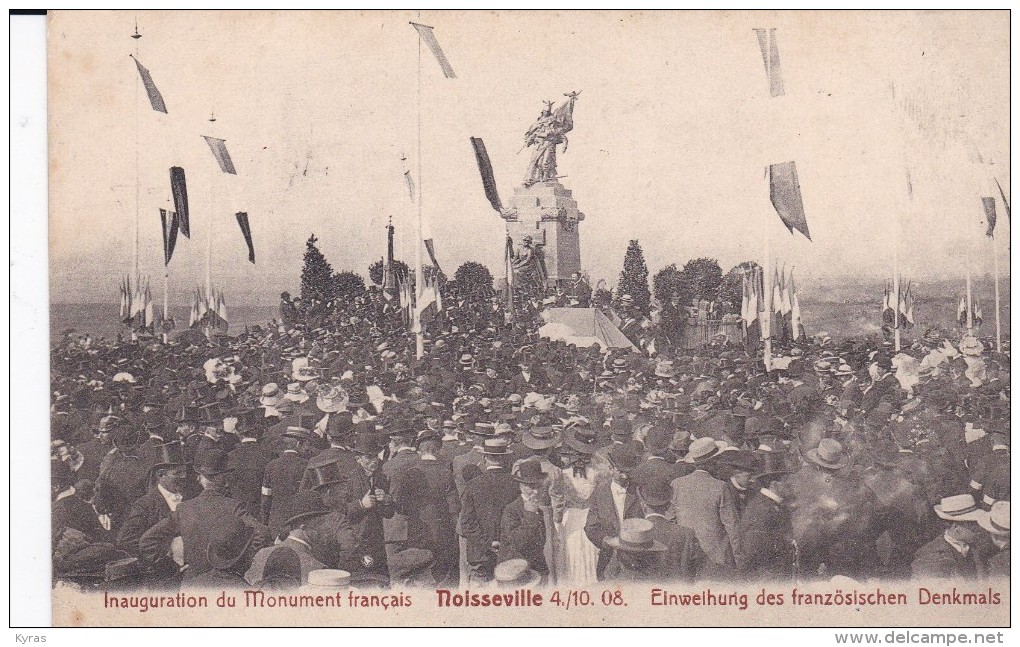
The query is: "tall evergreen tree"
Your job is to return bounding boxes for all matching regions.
[300,234,335,303]
[617,239,651,315]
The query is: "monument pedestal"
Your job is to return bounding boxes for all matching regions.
[502,180,585,285]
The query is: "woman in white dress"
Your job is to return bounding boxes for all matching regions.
[550,426,609,586]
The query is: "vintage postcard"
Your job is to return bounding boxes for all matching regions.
[46,10,1009,627]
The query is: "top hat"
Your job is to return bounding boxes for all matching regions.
[142,409,167,431]
[192,449,233,477]
[605,518,667,552]
[149,441,187,471]
[805,438,849,471]
[206,518,255,571]
[352,432,385,456]
[512,458,547,485]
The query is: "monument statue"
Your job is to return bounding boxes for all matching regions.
[522,91,580,187]
[511,234,547,290]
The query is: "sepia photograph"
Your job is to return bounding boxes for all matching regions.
[42,9,1008,628]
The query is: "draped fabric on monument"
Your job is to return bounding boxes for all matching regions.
[539,308,637,350]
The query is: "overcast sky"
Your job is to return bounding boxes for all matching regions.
[49,10,1009,304]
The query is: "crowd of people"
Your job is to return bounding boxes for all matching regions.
[49,280,1010,592]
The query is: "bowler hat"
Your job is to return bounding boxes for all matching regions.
[352,432,385,456]
[638,480,673,508]
[607,444,640,472]
[512,459,546,485]
[805,438,849,470]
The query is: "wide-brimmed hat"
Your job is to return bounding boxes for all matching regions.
[512,458,546,485]
[522,426,561,451]
[316,385,349,413]
[284,489,332,526]
[564,426,598,454]
[934,494,983,522]
[493,558,542,587]
[607,444,640,472]
[683,436,721,464]
[605,518,667,552]
[206,518,255,570]
[480,437,512,455]
[192,449,233,477]
[260,383,284,407]
[976,501,1010,535]
[805,438,849,470]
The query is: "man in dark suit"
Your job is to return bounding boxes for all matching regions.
[226,410,272,515]
[300,413,357,492]
[415,433,460,586]
[95,424,149,529]
[498,458,549,578]
[613,479,705,582]
[459,438,519,584]
[911,494,983,579]
[632,425,680,488]
[261,428,311,534]
[340,432,395,585]
[117,442,190,555]
[584,444,643,579]
[140,449,262,581]
[735,479,795,579]
[509,358,548,395]
[52,479,105,542]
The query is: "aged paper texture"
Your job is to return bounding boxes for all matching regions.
[48,10,1009,627]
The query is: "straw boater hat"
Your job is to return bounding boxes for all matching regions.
[934,494,983,522]
[305,569,351,589]
[805,438,849,471]
[605,518,667,552]
[260,383,284,407]
[977,501,1010,536]
[683,436,721,464]
[493,558,542,588]
[480,437,512,456]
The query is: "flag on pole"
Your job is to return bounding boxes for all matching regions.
[769,162,811,240]
[170,167,191,238]
[789,271,803,340]
[974,300,983,327]
[470,137,504,214]
[994,177,1010,220]
[235,212,255,263]
[144,282,154,328]
[202,136,237,174]
[160,209,179,266]
[423,238,442,273]
[403,170,416,203]
[131,55,167,113]
[957,297,967,327]
[883,283,897,326]
[410,22,457,78]
[981,197,997,238]
[752,28,785,98]
[120,276,131,321]
[780,268,792,316]
[900,282,914,328]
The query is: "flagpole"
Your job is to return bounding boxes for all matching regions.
[132,20,141,290]
[414,21,425,359]
[992,234,1001,351]
[966,265,973,333]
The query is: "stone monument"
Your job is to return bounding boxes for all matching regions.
[503,92,585,287]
